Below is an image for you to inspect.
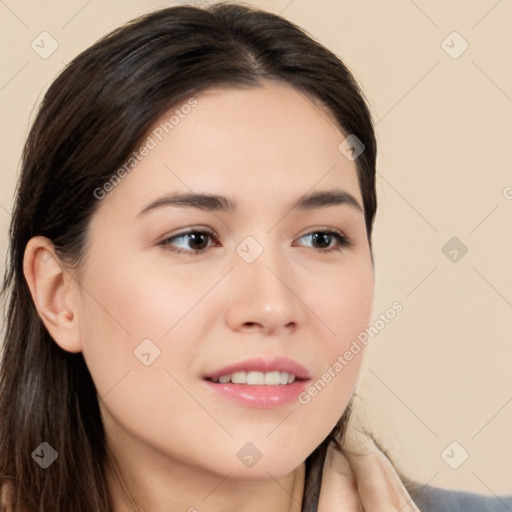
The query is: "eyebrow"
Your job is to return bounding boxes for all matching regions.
[137,188,363,217]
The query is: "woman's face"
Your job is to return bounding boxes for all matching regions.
[76,81,374,479]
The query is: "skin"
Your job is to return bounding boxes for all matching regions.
[318,431,422,512]
[23,81,376,512]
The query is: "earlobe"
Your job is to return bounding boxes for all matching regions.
[23,236,82,353]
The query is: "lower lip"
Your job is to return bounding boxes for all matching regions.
[202,379,310,409]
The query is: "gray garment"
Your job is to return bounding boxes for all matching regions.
[304,480,512,511]
[301,450,512,511]
[411,484,512,512]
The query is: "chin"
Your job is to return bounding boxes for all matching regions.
[215,448,307,481]
[227,462,302,481]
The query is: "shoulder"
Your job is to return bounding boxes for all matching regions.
[410,482,512,512]
[0,480,15,512]
[0,480,29,512]
[0,481,12,511]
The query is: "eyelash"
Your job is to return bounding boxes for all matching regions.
[158,228,354,255]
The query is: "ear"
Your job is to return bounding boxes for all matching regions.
[23,236,82,353]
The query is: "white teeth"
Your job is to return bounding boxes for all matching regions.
[247,371,265,385]
[212,371,297,385]
[231,371,247,384]
[264,371,280,385]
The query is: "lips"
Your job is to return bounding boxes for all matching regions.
[202,356,311,382]
[202,357,312,408]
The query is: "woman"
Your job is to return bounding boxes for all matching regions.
[0,3,510,511]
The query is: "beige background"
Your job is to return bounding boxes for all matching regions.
[1,0,511,496]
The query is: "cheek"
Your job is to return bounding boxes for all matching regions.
[308,256,374,353]
[291,258,374,441]
[79,250,205,342]
[77,250,221,398]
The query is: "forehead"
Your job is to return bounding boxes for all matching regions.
[97,81,362,216]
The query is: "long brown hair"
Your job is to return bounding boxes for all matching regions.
[0,2,387,510]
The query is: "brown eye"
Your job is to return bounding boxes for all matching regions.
[295,230,353,253]
[160,230,218,255]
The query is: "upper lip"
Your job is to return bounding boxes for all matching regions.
[203,357,311,381]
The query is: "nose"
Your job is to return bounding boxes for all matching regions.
[224,239,305,336]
